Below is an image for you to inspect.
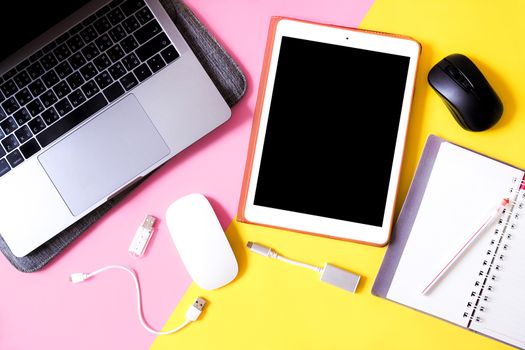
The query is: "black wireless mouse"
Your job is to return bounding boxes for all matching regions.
[428,54,503,131]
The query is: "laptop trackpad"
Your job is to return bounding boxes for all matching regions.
[39,95,170,215]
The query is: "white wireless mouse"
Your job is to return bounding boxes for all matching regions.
[165,193,238,290]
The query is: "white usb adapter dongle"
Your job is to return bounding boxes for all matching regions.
[128,215,156,257]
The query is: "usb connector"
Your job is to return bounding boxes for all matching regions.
[247,241,273,257]
[320,263,361,293]
[142,215,156,231]
[247,241,361,293]
[128,215,157,257]
[69,272,88,283]
[193,297,207,311]
[186,297,207,321]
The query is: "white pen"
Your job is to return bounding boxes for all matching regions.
[421,197,510,295]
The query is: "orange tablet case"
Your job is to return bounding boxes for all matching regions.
[237,17,420,246]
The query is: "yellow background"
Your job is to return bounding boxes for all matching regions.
[151,0,525,349]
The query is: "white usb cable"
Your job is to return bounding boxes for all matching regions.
[69,265,206,335]
[247,242,361,293]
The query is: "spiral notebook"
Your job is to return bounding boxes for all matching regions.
[373,135,525,349]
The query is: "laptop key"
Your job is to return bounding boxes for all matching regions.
[27,99,44,117]
[67,35,85,53]
[82,12,98,27]
[93,17,111,35]
[14,71,31,89]
[43,41,57,53]
[55,61,73,79]
[120,72,138,91]
[107,7,125,25]
[37,93,108,148]
[103,81,125,102]
[107,44,125,62]
[95,5,111,18]
[122,53,140,70]
[70,22,85,35]
[93,53,112,71]
[55,98,73,116]
[53,43,72,61]
[109,24,127,42]
[0,90,4,103]
[41,53,58,70]
[120,36,138,54]
[95,34,113,52]
[13,108,31,126]
[110,0,125,8]
[1,117,18,134]
[135,33,170,61]
[133,63,152,82]
[135,6,153,25]
[40,90,58,108]
[80,25,98,43]
[81,80,100,98]
[15,125,33,144]
[41,107,60,126]
[2,134,19,153]
[120,0,145,16]
[134,20,161,44]
[6,149,24,168]
[42,70,60,89]
[28,117,46,134]
[69,52,87,70]
[66,72,85,90]
[19,138,41,159]
[122,16,140,34]
[95,71,113,89]
[68,89,87,108]
[27,62,45,79]
[2,97,20,115]
[0,158,10,177]
[15,88,32,106]
[16,59,31,72]
[28,79,46,97]
[108,62,127,80]
[146,54,165,73]
[29,50,44,63]
[1,80,18,97]
[80,63,99,81]
[4,70,17,83]
[53,81,72,99]
[56,32,71,45]
[81,43,100,61]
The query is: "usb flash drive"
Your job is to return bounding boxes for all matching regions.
[128,215,156,257]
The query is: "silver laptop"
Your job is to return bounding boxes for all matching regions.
[0,0,231,257]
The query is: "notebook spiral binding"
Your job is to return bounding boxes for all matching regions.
[462,177,524,328]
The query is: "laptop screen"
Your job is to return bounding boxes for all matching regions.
[1,0,91,62]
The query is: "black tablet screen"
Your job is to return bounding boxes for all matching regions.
[254,36,410,227]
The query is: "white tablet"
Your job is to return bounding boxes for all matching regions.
[238,17,420,245]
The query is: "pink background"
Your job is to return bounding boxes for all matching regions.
[0,1,373,349]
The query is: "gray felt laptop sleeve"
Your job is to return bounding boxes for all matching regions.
[0,0,246,272]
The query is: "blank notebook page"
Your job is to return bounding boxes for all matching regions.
[386,141,524,347]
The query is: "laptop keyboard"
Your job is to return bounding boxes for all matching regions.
[0,0,180,177]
